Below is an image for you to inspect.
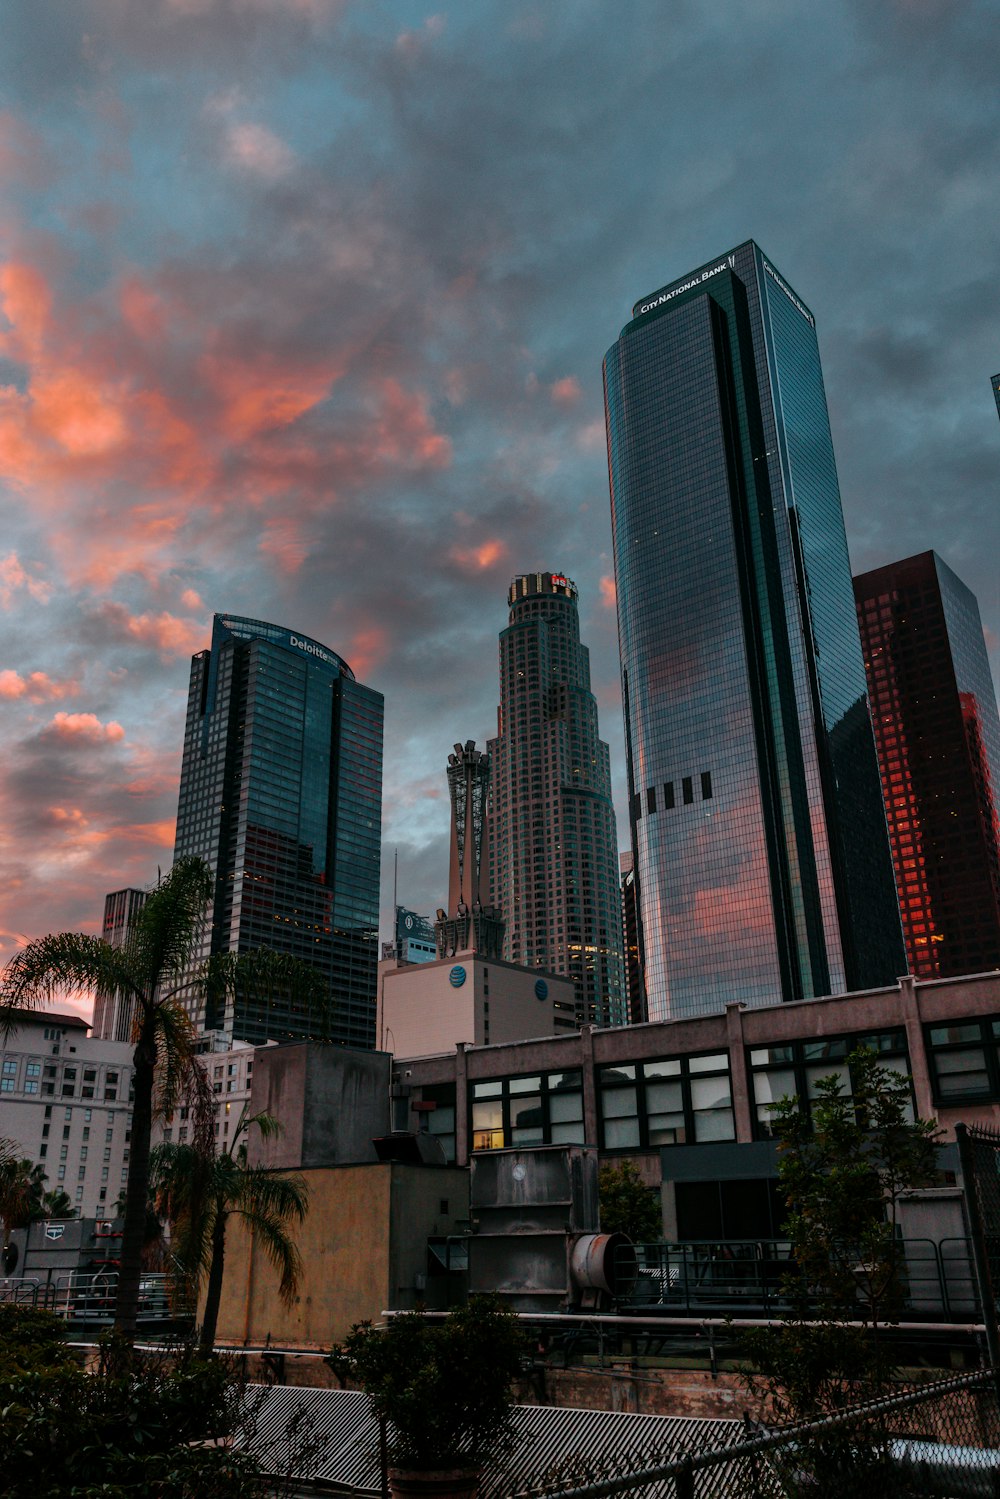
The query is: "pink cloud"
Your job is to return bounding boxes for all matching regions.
[599,575,617,609]
[0,249,454,588]
[346,625,389,680]
[0,552,51,608]
[0,669,79,701]
[551,375,582,406]
[224,121,296,179]
[180,587,204,610]
[449,538,510,572]
[96,603,206,659]
[46,712,126,743]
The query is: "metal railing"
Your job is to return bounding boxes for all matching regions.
[0,1271,185,1320]
[619,1238,981,1322]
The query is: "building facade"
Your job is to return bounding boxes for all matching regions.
[855,551,1000,980]
[603,241,904,1022]
[92,887,149,1042]
[0,1012,134,1221]
[397,969,1000,1238]
[488,573,626,1028]
[173,614,384,1049]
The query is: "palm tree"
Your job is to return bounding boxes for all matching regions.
[0,857,328,1339]
[152,1107,308,1354]
[0,1141,47,1271]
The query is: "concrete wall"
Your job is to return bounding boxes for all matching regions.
[399,971,1000,1172]
[213,1162,469,1349]
[380,951,570,1060]
[248,1043,391,1169]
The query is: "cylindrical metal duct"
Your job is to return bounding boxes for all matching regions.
[570,1233,636,1299]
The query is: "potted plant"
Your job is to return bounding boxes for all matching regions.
[329,1296,526,1499]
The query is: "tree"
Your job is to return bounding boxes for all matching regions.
[152,1105,308,1354]
[599,1159,662,1241]
[0,1142,46,1270]
[742,1048,941,1421]
[0,857,327,1340]
[40,1188,74,1218]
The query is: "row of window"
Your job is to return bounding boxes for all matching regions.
[416,1018,1000,1160]
[631,772,713,820]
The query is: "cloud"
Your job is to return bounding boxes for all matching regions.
[0,552,51,608]
[90,602,206,660]
[449,538,510,572]
[223,121,297,179]
[550,375,582,406]
[599,575,616,610]
[45,712,126,743]
[0,669,79,701]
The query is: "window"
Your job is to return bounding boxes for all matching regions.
[701,771,713,800]
[598,1054,734,1147]
[749,1030,911,1137]
[926,1018,1000,1103]
[470,1071,585,1151]
[682,776,694,805]
[417,1084,457,1162]
[663,781,675,810]
[2,1059,17,1076]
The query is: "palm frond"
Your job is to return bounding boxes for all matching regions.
[235,1165,308,1305]
[150,1141,219,1289]
[1,933,142,1036]
[134,857,214,994]
[152,1001,196,1120]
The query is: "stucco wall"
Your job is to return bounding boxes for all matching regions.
[213,1162,470,1348]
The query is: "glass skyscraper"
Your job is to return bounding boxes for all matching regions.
[488,573,626,1027]
[603,241,904,1022]
[173,614,383,1048]
[855,551,1000,979]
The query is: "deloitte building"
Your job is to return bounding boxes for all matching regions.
[173,614,384,1048]
[604,242,904,1022]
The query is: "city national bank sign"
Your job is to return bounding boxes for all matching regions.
[635,253,815,329]
[635,255,735,316]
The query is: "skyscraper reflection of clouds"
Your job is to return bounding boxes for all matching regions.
[173,614,383,1048]
[604,242,904,1021]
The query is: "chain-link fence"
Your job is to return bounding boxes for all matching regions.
[514,1370,1000,1499]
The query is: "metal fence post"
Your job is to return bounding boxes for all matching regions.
[955,1122,1000,1390]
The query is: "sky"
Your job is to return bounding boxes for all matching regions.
[1,0,998,1025]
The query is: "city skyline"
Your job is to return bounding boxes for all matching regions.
[0,5,997,1022]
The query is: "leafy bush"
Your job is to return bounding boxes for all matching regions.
[329,1296,527,1472]
[0,1310,268,1497]
[599,1159,662,1241]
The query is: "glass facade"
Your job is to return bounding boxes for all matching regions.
[173,614,383,1048]
[488,573,626,1027]
[855,552,1000,979]
[604,241,903,1021]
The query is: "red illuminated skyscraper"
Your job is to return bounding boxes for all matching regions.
[855,552,1000,979]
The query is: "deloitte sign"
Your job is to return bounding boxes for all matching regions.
[288,633,339,669]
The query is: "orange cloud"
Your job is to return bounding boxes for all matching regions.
[599,574,617,609]
[105,607,206,659]
[224,121,296,179]
[450,538,509,572]
[0,669,79,701]
[47,712,126,743]
[551,375,582,406]
[0,248,453,590]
